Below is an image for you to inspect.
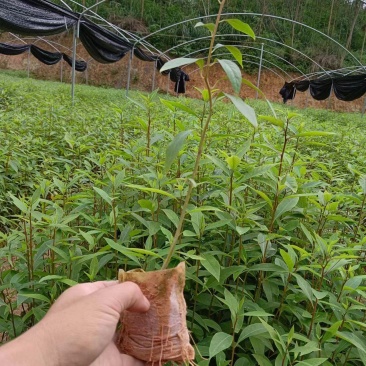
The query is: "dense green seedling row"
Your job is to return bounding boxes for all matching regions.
[1,71,366,365]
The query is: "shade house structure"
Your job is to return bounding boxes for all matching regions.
[0,0,178,102]
[132,11,365,110]
[1,2,366,110]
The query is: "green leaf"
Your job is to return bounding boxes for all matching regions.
[18,292,50,304]
[287,112,301,120]
[252,354,272,366]
[322,320,342,342]
[164,130,192,173]
[209,332,233,359]
[237,323,267,344]
[188,206,223,213]
[286,175,298,193]
[59,279,78,287]
[159,57,199,73]
[225,289,239,312]
[274,197,299,221]
[124,184,176,199]
[288,326,295,345]
[160,99,198,117]
[127,97,147,111]
[290,341,320,356]
[194,21,215,33]
[295,358,327,366]
[201,253,221,282]
[294,273,314,305]
[248,263,288,273]
[8,192,28,213]
[280,249,294,272]
[242,165,276,181]
[226,155,241,171]
[343,276,365,292]
[224,45,243,67]
[93,186,112,206]
[162,209,179,228]
[218,59,242,94]
[105,238,161,258]
[223,19,255,39]
[80,230,95,250]
[295,131,336,138]
[258,115,284,128]
[242,79,277,117]
[224,93,257,129]
[336,331,366,351]
[73,251,111,264]
[138,199,156,212]
[359,175,366,194]
[39,275,64,283]
[89,256,99,280]
[243,311,274,317]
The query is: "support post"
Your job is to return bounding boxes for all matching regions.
[167,72,170,94]
[27,48,30,78]
[126,48,133,97]
[152,59,157,92]
[71,24,78,105]
[60,60,63,82]
[256,43,264,99]
[327,82,333,110]
[85,62,89,85]
[362,96,366,117]
[305,87,310,108]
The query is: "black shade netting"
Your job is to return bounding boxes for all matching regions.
[333,74,366,101]
[62,53,87,72]
[0,0,189,89]
[0,0,77,35]
[0,42,86,71]
[0,42,29,55]
[133,47,157,62]
[30,44,62,65]
[279,82,296,103]
[175,71,190,94]
[295,80,310,92]
[0,0,162,66]
[280,73,366,103]
[309,78,333,101]
[78,20,131,63]
[156,58,171,75]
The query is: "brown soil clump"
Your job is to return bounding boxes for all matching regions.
[117,262,195,365]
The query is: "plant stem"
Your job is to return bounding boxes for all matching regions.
[255,118,289,300]
[353,192,366,240]
[162,0,227,270]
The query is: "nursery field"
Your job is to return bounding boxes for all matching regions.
[1,70,366,365]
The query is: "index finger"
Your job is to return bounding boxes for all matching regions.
[49,281,119,314]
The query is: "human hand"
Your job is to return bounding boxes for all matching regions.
[0,281,150,366]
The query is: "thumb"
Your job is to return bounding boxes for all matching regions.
[88,281,150,315]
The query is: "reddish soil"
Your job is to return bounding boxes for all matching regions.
[0,34,364,112]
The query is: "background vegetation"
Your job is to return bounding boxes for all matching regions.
[50,0,366,71]
[1,68,366,365]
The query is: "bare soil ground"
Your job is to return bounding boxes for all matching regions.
[0,33,364,114]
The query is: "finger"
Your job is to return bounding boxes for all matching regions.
[88,281,150,315]
[120,353,146,366]
[49,281,119,314]
[89,343,146,366]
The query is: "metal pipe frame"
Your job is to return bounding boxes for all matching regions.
[167,35,311,76]
[138,12,362,69]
